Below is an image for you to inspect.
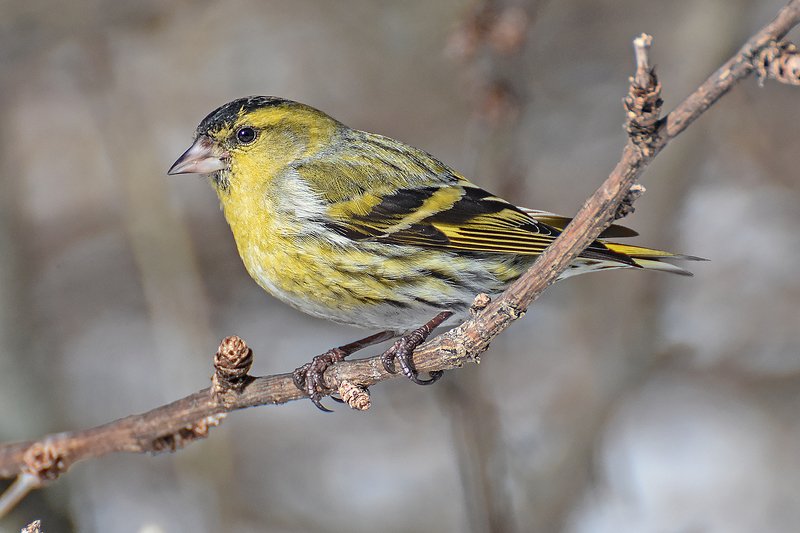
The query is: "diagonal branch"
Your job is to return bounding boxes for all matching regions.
[1,0,799,516]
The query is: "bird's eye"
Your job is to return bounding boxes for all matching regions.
[235,127,257,145]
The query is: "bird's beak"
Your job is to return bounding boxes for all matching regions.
[168,135,229,175]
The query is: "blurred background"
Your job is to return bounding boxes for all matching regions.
[1,0,799,531]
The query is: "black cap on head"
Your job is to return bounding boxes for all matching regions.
[196,96,293,135]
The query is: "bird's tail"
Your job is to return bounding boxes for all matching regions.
[602,242,706,276]
[522,209,706,277]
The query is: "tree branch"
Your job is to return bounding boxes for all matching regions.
[1,0,799,515]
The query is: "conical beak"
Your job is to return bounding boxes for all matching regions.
[168,135,229,175]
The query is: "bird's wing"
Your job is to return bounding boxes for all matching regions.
[298,138,631,262]
[330,181,561,255]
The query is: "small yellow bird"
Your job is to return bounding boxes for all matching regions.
[169,96,700,410]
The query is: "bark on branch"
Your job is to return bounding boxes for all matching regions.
[2,0,800,516]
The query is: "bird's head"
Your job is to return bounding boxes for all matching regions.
[168,96,339,192]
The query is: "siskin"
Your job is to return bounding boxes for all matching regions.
[169,96,701,410]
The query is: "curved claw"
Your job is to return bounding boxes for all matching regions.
[293,317,450,411]
[381,311,453,385]
[305,361,334,412]
[410,370,444,385]
[310,395,334,413]
[293,350,342,412]
[393,342,443,384]
[293,334,394,412]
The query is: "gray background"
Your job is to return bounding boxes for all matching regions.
[1,0,799,531]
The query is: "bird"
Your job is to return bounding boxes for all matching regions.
[169,96,701,410]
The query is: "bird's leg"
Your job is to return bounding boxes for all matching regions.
[381,311,453,385]
[293,330,396,412]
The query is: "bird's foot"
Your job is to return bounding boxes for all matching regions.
[381,311,453,385]
[293,330,395,412]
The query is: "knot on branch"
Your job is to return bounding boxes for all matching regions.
[614,183,647,220]
[338,380,371,411]
[469,293,492,316]
[22,442,65,482]
[150,414,226,454]
[624,34,663,156]
[212,336,253,402]
[755,41,800,86]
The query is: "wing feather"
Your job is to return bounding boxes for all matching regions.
[301,131,632,264]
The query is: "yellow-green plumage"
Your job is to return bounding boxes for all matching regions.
[169,96,700,332]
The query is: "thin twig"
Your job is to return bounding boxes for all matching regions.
[665,0,800,137]
[633,33,653,80]
[0,0,799,516]
[0,474,40,518]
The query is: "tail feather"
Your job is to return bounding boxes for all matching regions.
[628,258,694,276]
[521,207,706,277]
[603,242,705,260]
[603,242,707,277]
